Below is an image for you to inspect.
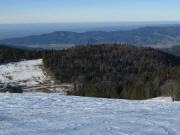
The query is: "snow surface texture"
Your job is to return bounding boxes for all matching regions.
[0,59,51,86]
[0,93,180,135]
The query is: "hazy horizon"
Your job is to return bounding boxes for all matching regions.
[1,21,180,40]
[0,21,180,39]
[1,0,180,24]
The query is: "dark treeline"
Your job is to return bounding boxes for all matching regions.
[43,44,180,100]
[120,66,180,101]
[0,45,42,63]
[73,66,180,101]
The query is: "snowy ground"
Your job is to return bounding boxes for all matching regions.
[0,59,71,93]
[0,59,51,86]
[0,93,180,135]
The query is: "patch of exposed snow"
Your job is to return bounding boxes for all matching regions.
[147,97,173,102]
[0,59,52,87]
[0,93,180,135]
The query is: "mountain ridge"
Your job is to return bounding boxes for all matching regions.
[1,26,180,49]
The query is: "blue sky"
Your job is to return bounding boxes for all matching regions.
[0,0,180,24]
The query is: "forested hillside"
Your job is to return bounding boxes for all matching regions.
[0,45,42,63]
[72,66,180,101]
[119,66,180,100]
[1,45,179,100]
[1,26,180,48]
[161,45,180,56]
[43,44,180,100]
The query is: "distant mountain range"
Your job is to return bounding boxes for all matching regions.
[1,22,179,40]
[1,26,180,49]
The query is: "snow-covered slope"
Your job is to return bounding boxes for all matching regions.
[0,59,52,86]
[0,59,72,93]
[0,93,180,135]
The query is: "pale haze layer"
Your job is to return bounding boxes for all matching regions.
[0,0,180,24]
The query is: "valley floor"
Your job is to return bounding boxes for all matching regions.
[0,93,180,135]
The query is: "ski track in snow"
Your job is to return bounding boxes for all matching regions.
[0,59,51,86]
[0,93,180,135]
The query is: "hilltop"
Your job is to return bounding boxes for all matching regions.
[43,44,180,100]
[1,44,180,100]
